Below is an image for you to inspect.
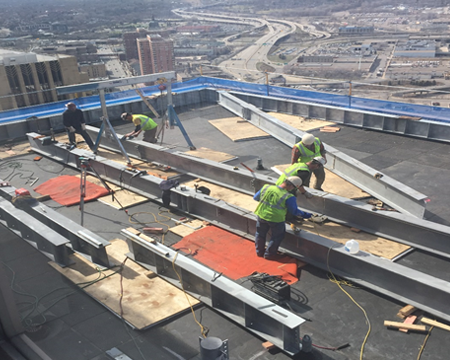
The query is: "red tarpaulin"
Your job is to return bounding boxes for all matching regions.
[34,175,110,206]
[173,225,300,284]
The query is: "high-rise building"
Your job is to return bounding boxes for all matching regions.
[137,35,174,76]
[123,28,149,61]
[0,50,88,111]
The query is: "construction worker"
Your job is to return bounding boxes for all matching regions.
[276,157,326,198]
[291,133,327,191]
[121,113,158,143]
[63,102,95,151]
[253,176,312,260]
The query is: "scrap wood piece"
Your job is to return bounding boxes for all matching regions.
[384,321,427,332]
[421,317,450,332]
[399,315,418,333]
[320,126,341,133]
[126,227,157,243]
[262,341,276,350]
[398,304,417,317]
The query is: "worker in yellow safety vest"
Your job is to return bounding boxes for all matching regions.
[253,176,312,260]
[276,157,326,198]
[121,113,158,143]
[291,133,327,191]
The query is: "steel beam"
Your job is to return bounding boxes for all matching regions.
[218,91,428,218]
[0,199,73,267]
[121,229,305,355]
[27,136,450,322]
[0,183,111,268]
[79,129,450,259]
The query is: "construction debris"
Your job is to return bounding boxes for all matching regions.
[397,305,417,318]
[421,317,450,332]
[384,320,427,332]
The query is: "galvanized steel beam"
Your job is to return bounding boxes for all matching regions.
[0,183,111,268]
[80,128,450,259]
[0,199,73,267]
[27,136,450,322]
[121,229,305,355]
[218,91,429,218]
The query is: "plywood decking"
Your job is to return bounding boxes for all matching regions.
[208,117,271,141]
[268,112,335,131]
[184,147,237,163]
[49,239,199,330]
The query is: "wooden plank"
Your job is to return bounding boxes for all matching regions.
[399,304,417,317]
[49,239,199,330]
[421,317,450,332]
[399,315,417,333]
[169,219,206,237]
[182,179,257,212]
[98,189,149,209]
[208,117,271,142]
[384,321,427,332]
[135,89,160,118]
[185,147,237,163]
[268,112,335,131]
[262,341,276,350]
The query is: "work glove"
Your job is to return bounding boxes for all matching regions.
[68,126,76,133]
[303,191,313,199]
[81,123,86,130]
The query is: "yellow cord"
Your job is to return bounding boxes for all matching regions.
[128,210,173,244]
[416,326,434,360]
[311,220,371,360]
[172,251,208,338]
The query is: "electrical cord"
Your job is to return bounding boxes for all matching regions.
[127,209,173,244]
[416,326,434,360]
[310,221,371,359]
[172,251,209,338]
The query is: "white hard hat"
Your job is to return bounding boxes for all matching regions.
[313,156,326,166]
[286,176,302,188]
[302,133,315,146]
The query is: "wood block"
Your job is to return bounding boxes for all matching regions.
[33,156,43,161]
[421,317,450,332]
[399,305,417,317]
[399,315,417,333]
[384,320,427,332]
[126,227,141,235]
[350,227,361,233]
[262,341,276,350]
[143,227,164,234]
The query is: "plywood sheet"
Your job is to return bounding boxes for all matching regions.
[268,112,335,131]
[298,220,410,260]
[182,179,257,212]
[98,189,149,209]
[208,117,271,142]
[169,219,206,237]
[185,147,237,163]
[273,164,369,199]
[0,142,32,159]
[49,239,198,330]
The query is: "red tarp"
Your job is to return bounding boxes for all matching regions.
[34,175,110,206]
[173,225,300,284]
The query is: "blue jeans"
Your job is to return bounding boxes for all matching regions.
[255,217,286,257]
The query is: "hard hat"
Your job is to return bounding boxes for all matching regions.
[66,102,75,107]
[313,156,326,166]
[121,112,131,120]
[301,133,315,146]
[286,176,303,188]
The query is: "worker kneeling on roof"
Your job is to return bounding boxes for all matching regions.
[292,133,327,191]
[121,112,158,143]
[253,176,312,260]
[276,157,326,199]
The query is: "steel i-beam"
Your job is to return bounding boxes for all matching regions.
[0,183,111,268]
[81,128,450,260]
[121,229,305,355]
[217,91,429,218]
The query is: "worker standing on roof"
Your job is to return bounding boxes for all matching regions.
[63,102,95,152]
[276,157,326,198]
[291,133,327,191]
[121,112,158,143]
[253,176,312,260]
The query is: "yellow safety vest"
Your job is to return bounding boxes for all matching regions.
[254,184,293,223]
[275,163,310,186]
[295,137,321,163]
[132,114,157,131]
